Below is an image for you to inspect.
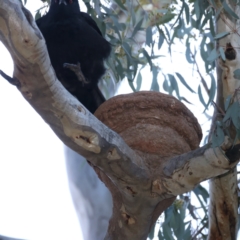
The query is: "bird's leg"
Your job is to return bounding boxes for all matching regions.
[0,70,21,87]
[63,62,88,85]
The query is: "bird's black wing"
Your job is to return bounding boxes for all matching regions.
[36,9,111,114]
[78,12,103,36]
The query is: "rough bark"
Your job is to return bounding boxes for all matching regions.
[208,1,240,239]
[0,1,240,239]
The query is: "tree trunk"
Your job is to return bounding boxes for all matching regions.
[208,1,240,239]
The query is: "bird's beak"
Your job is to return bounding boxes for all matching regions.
[59,0,67,5]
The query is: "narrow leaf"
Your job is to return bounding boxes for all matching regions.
[219,46,226,61]
[158,29,165,49]
[207,48,219,62]
[198,85,207,108]
[224,95,232,111]
[131,18,144,38]
[176,72,195,93]
[136,72,142,91]
[142,49,153,70]
[233,69,240,80]
[156,13,176,25]
[214,31,230,40]
[223,1,239,19]
[146,27,152,47]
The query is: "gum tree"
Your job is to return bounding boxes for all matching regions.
[0,0,240,239]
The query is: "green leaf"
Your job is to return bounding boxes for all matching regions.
[224,95,232,111]
[233,69,240,80]
[207,73,216,106]
[194,0,200,20]
[131,7,136,26]
[198,85,207,108]
[222,1,239,19]
[181,97,193,105]
[151,66,159,91]
[156,13,176,25]
[115,58,125,79]
[162,222,175,240]
[200,12,210,29]
[136,72,142,91]
[142,49,153,70]
[209,13,215,36]
[146,27,152,47]
[158,230,165,240]
[168,74,180,99]
[131,18,144,38]
[163,76,170,93]
[209,0,217,8]
[113,0,127,11]
[207,48,219,62]
[185,42,194,63]
[148,223,156,239]
[122,42,132,59]
[212,124,225,147]
[219,46,226,61]
[223,102,237,122]
[231,102,240,129]
[214,31,230,40]
[175,72,195,93]
[128,80,137,92]
[183,2,190,24]
[158,29,165,49]
[110,16,122,40]
[35,10,41,20]
[193,184,209,204]
[164,205,174,224]
[183,222,192,240]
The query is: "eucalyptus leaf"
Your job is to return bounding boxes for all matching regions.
[136,72,142,91]
[175,72,195,93]
[233,69,240,80]
[224,95,232,111]
[219,46,226,61]
[158,29,165,50]
[214,31,230,40]
[198,85,207,108]
[207,48,219,62]
[222,1,239,19]
[146,27,152,47]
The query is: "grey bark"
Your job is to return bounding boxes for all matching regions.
[208,1,240,239]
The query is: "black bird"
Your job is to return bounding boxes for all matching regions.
[36,0,111,113]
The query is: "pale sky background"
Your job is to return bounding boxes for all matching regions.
[0,1,214,240]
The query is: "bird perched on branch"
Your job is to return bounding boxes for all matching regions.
[36,0,111,113]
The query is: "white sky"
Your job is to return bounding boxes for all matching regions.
[0,1,214,240]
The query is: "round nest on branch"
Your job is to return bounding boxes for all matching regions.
[95,91,202,175]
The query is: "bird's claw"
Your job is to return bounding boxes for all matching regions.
[63,62,88,85]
